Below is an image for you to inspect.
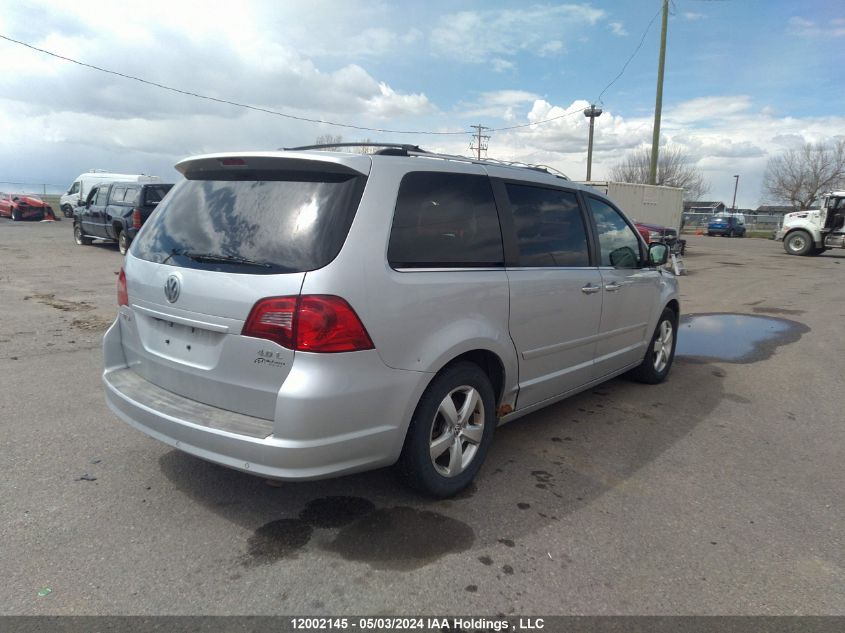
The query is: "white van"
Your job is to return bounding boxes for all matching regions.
[60,171,160,217]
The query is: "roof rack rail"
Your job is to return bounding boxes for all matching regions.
[283,142,426,155]
[404,150,570,180]
[280,143,569,179]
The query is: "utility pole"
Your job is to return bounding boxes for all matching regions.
[469,124,490,160]
[649,0,669,185]
[584,104,603,181]
[731,174,740,213]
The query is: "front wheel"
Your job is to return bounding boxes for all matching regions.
[784,230,813,256]
[61,205,74,218]
[11,209,20,221]
[74,223,92,245]
[629,308,677,384]
[397,362,496,498]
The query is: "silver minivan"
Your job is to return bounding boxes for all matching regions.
[103,145,679,497]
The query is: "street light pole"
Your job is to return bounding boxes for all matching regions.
[584,104,603,181]
[731,174,740,213]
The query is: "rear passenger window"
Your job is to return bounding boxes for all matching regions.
[504,184,590,267]
[110,187,126,203]
[388,172,504,268]
[124,188,139,205]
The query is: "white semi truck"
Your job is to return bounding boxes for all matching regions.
[776,190,845,255]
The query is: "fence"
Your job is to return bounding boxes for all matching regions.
[682,212,785,234]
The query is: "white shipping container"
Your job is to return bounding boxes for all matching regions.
[579,181,684,231]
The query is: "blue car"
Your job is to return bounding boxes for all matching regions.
[707,215,746,237]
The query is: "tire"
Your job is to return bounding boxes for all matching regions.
[629,308,677,384]
[118,230,130,255]
[809,247,825,256]
[11,209,20,221]
[783,230,813,256]
[61,205,74,218]
[397,362,496,498]
[74,223,92,246]
[728,229,734,238]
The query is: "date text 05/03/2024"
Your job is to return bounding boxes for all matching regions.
[289,617,546,631]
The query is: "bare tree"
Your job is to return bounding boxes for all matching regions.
[762,140,845,209]
[314,135,378,154]
[609,146,709,200]
[315,134,344,146]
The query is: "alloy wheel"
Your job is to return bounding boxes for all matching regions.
[428,385,485,477]
[652,319,674,373]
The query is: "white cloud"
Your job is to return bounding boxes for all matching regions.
[430,4,605,63]
[789,16,845,38]
[609,22,628,36]
[427,96,845,207]
[683,12,705,21]
[491,58,515,73]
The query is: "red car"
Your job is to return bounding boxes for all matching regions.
[635,221,685,255]
[0,192,54,221]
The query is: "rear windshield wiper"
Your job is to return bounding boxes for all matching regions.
[181,252,274,268]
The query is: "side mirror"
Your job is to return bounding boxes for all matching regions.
[648,243,669,266]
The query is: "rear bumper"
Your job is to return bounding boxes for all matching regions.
[102,319,429,481]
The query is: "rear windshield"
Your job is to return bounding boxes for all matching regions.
[131,171,365,274]
[141,184,173,205]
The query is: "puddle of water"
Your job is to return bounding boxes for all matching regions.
[325,507,474,571]
[243,519,312,567]
[676,313,809,363]
[298,496,375,528]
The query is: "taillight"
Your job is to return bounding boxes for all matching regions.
[242,295,374,353]
[242,297,297,349]
[132,208,142,229]
[117,268,129,306]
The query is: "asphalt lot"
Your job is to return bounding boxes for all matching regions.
[1,220,843,615]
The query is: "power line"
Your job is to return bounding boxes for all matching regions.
[485,106,588,132]
[1,32,590,137]
[0,30,654,139]
[596,4,663,104]
[0,33,467,136]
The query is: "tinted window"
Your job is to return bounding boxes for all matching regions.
[588,197,642,268]
[387,172,503,268]
[110,187,126,203]
[69,182,80,195]
[132,171,365,275]
[87,186,100,205]
[505,184,590,267]
[95,186,109,206]
[124,188,140,206]
[142,184,172,205]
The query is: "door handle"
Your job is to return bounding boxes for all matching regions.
[581,284,601,294]
[604,282,623,291]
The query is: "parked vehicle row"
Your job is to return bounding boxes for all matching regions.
[102,145,679,498]
[0,192,54,221]
[61,171,162,217]
[73,181,173,254]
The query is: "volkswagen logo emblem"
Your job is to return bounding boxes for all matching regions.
[164,275,181,303]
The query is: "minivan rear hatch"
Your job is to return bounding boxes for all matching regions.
[119,153,369,420]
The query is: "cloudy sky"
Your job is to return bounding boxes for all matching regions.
[0,0,843,208]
